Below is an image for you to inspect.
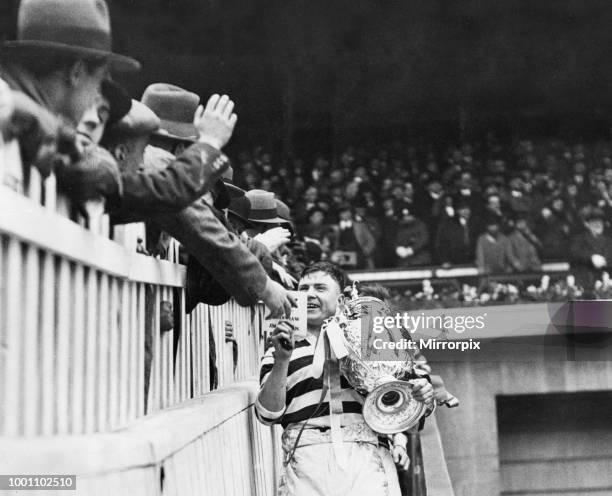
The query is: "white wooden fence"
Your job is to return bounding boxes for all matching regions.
[0,136,273,455]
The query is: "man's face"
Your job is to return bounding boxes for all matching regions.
[298,271,342,328]
[304,187,318,202]
[587,219,604,236]
[339,209,352,221]
[65,63,108,126]
[458,206,470,219]
[76,95,110,153]
[486,223,499,235]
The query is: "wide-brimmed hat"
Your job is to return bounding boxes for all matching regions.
[2,0,140,72]
[275,199,293,224]
[102,79,132,125]
[213,166,246,210]
[227,195,251,222]
[245,190,285,223]
[141,83,199,142]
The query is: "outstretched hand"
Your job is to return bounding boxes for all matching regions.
[195,94,237,149]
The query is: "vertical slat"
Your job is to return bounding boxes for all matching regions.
[22,245,40,435]
[147,286,161,414]
[70,263,86,434]
[2,239,22,436]
[84,268,99,433]
[136,283,145,417]
[97,273,110,432]
[108,277,120,429]
[119,280,130,426]
[127,282,138,422]
[44,173,57,212]
[160,287,169,408]
[39,251,55,435]
[55,258,71,435]
[192,307,201,397]
[203,305,210,394]
[0,236,4,432]
[27,167,42,204]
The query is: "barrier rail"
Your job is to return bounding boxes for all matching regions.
[349,262,570,285]
[0,381,282,496]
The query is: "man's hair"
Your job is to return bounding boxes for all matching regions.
[7,53,107,79]
[353,283,390,302]
[300,261,347,291]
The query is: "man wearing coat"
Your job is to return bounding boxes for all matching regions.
[0,0,140,176]
[139,83,294,315]
[394,208,431,267]
[569,208,612,294]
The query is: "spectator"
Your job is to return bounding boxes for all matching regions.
[137,84,294,317]
[0,0,139,171]
[300,207,329,242]
[569,208,612,292]
[506,215,542,272]
[332,203,376,269]
[476,217,512,274]
[379,198,398,267]
[394,207,431,267]
[435,199,477,266]
[535,206,570,261]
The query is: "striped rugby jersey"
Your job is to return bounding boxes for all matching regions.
[254,333,365,428]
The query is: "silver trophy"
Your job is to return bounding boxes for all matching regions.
[336,293,426,434]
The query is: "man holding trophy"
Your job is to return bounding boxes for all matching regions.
[255,261,434,496]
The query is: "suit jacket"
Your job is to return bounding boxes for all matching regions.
[149,196,268,307]
[394,219,431,266]
[185,206,274,312]
[111,143,230,223]
[435,216,477,265]
[569,230,612,290]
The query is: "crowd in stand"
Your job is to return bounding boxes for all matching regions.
[233,139,612,295]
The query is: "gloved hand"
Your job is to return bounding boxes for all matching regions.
[56,145,122,208]
[255,227,291,253]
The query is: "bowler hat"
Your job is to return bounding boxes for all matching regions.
[227,195,251,221]
[3,0,140,72]
[245,190,285,223]
[141,83,199,142]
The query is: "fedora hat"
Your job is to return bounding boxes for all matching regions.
[227,195,251,222]
[141,83,199,142]
[3,0,140,72]
[245,189,285,223]
[275,199,292,223]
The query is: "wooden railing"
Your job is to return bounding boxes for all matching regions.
[0,381,282,496]
[0,140,266,436]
